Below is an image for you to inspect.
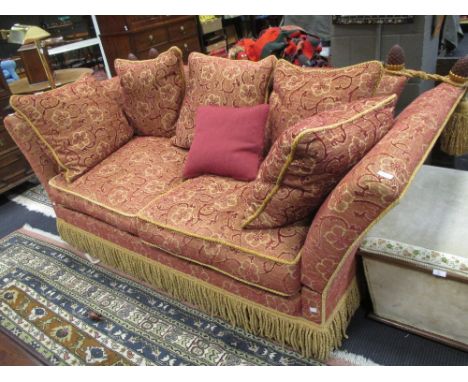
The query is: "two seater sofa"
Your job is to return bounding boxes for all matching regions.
[5,46,467,361]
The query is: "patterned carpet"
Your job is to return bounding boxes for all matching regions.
[0,229,321,366]
[3,183,468,365]
[7,183,55,218]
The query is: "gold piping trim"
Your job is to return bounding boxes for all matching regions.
[275,59,385,98]
[49,174,301,266]
[49,177,136,218]
[49,172,190,220]
[141,238,300,297]
[115,46,183,65]
[242,94,397,228]
[321,86,467,323]
[137,212,303,266]
[10,98,71,180]
[277,58,383,74]
[56,217,361,361]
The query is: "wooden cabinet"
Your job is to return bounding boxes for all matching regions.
[96,16,202,76]
[0,73,34,194]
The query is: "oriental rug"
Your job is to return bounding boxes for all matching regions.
[0,229,321,366]
[8,184,55,218]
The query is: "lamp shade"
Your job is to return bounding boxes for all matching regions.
[7,24,50,44]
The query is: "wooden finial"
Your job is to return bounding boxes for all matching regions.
[449,55,468,84]
[385,44,405,71]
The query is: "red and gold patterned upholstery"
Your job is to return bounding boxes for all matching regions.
[10,75,133,182]
[301,83,466,296]
[136,175,308,296]
[48,137,187,234]
[55,205,303,316]
[267,60,384,145]
[3,113,59,194]
[172,52,277,149]
[115,47,186,137]
[374,73,408,98]
[242,95,397,229]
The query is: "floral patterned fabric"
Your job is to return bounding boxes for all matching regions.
[172,53,277,149]
[136,175,308,296]
[374,72,408,99]
[115,47,186,137]
[301,83,466,294]
[242,95,397,229]
[10,74,133,182]
[48,137,187,235]
[3,113,59,194]
[267,60,384,146]
[55,205,303,316]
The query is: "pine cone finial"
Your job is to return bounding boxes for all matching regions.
[449,55,468,84]
[385,45,405,71]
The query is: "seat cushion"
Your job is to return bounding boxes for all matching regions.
[49,137,187,234]
[10,74,133,182]
[136,175,308,296]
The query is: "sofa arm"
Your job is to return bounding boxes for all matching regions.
[301,81,466,294]
[4,113,59,193]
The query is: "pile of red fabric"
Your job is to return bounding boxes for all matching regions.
[229,26,328,67]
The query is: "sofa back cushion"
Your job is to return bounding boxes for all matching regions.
[10,74,133,182]
[114,46,185,137]
[242,94,397,229]
[268,60,384,146]
[172,52,277,149]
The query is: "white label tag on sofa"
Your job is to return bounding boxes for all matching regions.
[309,307,318,315]
[377,170,394,180]
[432,269,447,278]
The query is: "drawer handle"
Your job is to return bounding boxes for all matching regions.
[180,25,185,33]
[183,43,189,52]
[148,34,154,41]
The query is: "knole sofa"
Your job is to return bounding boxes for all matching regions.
[4,45,467,361]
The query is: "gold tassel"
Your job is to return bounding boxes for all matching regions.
[57,218,360,362]
[441,97,468,156]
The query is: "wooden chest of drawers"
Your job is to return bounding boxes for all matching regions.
[0,76,34,194]
[97,16,202,76]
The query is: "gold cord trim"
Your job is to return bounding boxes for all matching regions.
[56,218,360,361]
[384,68,467,88]
[241,94,397,228]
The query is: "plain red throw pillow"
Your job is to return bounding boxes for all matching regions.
[183,104,269,181]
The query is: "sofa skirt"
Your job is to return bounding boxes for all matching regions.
[55,205,360,361]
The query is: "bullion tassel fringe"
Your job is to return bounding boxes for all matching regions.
[440,98,468,156]
[57,218,360,362]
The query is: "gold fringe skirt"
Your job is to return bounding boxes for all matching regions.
[57,218,360,361]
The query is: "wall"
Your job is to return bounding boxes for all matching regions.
[331,16,439,110]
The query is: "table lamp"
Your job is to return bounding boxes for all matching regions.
[0,24,56,89]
